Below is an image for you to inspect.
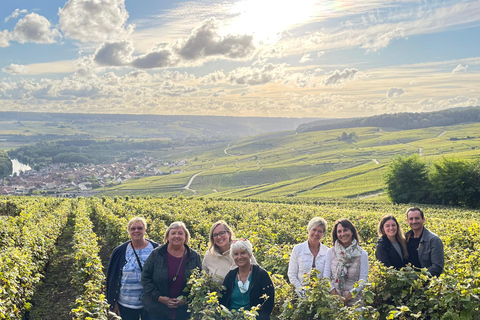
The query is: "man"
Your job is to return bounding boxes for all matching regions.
[405,207,444,277]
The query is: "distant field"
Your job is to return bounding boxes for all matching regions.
[102,123,480,199]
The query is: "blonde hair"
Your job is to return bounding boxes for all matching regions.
[208,220,235,251]
[164,221,190,244]
[127,216,147,232]
[307,217,327,233]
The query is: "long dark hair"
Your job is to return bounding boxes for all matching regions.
[378,215,408,259]
[331,219,360,246]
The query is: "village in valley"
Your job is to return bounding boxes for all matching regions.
[0,157,188,196]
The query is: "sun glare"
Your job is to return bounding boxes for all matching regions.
[227,0,316,44]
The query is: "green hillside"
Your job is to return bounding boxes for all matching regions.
[102,122,480,199]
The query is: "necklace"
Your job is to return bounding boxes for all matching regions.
[171,249,187,283]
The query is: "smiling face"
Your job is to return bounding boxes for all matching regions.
[308,225,325,244]
[212,224,230,253]
[232,248,251,268]
[383,218,398,239]
[129,222,146,241]
[168,227,186,247]
[336,223,353,247]
[407,210,425,233]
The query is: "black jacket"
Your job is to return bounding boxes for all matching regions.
[106,239,160,310]
[141,243,202,319]
[220,264,274,320]
[375,236,406,270]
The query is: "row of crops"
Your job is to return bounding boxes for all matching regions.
[1,196,480,319]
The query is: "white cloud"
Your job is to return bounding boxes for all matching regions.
[58,0,133,42]
[200,70,226,84]
[299,53,312,63]
[5,9,28,23]
[2,64,30,75]
[0,30,9,47]
[175,18,255,60]
[361,28,405,51]
[386,87,406,98]
[12,13,59,44]
[452,64,468,73]
[227,63,287,85]
[94,41,134,66]
[131,43,179,69]
[323,68,359,86]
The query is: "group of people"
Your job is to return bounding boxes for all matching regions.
[106,206,444,320]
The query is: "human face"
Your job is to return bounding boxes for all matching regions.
[213,225,230,252]
[168,227,186,247]
[308,225,325,244]
[232,249,251,268]
[336,224,353,247]
[383,219,398,239]
[129,222,146,241]
[407,210,425,232]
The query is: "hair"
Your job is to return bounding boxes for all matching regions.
[230,239,253,258]
[208,220,236,251]
[164,221,190,244]
[378,215,409,259]
[307,217,327,233]
[406,207,424,219]
[127,216,147,232]
[331,219,361,246]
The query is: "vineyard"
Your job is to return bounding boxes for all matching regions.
[1,196,480,319]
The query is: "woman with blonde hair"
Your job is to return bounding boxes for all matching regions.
[375,215,408,269]
[203,220,256,283]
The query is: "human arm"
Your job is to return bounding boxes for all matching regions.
[287,245,303,291]
[322,248,335,292]
[350,250,369,295]
[427,236,444,277]
[375,240,393,267]
[258,269,275,319]
[141,251,162,302]
[202,252,210,274]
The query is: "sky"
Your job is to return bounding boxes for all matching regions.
[0,0,479,118]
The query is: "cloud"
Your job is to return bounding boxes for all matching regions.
[2,64,30,75]
[175,18,255,60]
[131,43,179,69]
[299,53,312,63]
[386,87,406,98]
[12,13,60,44]
[227,63,287,85]
[58,0,133,42]
[323,68,359,86]
[5,9,28,23]
[361,28,405,51]
[200,70,226,84]
[0,30,9,47]
[94,41,134,66]
[452,64,468,73]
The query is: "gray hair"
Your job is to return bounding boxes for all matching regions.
[230,239,253,258]
[307,217,327,233]
[164,221,190,244]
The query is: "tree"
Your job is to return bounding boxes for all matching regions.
[384,154,430,203]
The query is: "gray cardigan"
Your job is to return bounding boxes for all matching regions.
[141,243,201,318]
[406,227,444,277]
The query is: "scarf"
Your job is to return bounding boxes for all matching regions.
[333,239,362,292]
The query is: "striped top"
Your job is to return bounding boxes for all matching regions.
[118,242,154,309]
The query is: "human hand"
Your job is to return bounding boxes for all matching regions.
[113,302,121,316]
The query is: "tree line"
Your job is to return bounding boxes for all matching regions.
[0,151,13,178]
[385,154,480,208]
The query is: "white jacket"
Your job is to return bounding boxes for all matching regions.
[202,247,257,283]
[288,240,329,293]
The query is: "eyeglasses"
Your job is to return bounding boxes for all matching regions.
[130,226,144,231]
[213,230,228,238]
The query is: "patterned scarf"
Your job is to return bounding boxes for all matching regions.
[333,239,362,292]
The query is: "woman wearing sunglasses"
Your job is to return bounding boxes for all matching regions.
[220,239,274,320]
[106,216,159,320]
[202,220,257,283]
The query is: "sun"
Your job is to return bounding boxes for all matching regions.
[226,0,317,44]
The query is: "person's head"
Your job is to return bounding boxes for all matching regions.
[378,215,404,239]
[331,219,360,247]
[307,217,327,243]
[127,216,147,240]
[209,220,235,252]
[406,207,425,232]
[164,221,190,245]
[230,239,253,268]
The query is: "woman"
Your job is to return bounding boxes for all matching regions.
[203,220,257,283]
[323,219,369,307]
[106,217,159,320]
[375,215,408,269]
[141,221,201,320]
[220,240,274,320]
[288,217,329,296]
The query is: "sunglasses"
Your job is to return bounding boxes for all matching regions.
[130,226,144,231]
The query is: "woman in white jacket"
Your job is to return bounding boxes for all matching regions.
[202,220,256,283]
[288,217,329,296]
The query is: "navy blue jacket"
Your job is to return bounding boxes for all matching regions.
[106,239,159,310]
[375,236,406,270]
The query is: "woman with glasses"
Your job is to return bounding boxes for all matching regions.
[288,217,329,297]
[220,239,274,320]
[202,220,257,283]
[106,217,159,320]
